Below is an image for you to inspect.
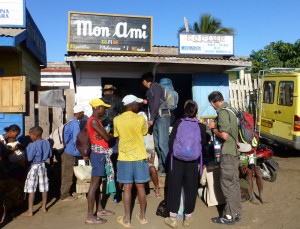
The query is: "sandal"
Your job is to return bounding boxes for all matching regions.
[154,189,162,198]
[85,216,107,225]
[117,216,132,228]
[97,209,115,217]
[136,213,148,224]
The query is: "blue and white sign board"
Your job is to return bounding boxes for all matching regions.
[0,0,25,28]
[179,33,234,56]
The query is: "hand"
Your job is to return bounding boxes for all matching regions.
[143,99,148,105]
[148,120,153,127]
[207,120,216,130]
[94,134,103,140]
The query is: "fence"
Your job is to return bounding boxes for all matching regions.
[229,73,260,112]
[24,89,75,138]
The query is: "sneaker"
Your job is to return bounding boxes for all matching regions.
[235,214,242,222]
[182,217,192,227]
[164,217,178,228]
[211,216,235,225]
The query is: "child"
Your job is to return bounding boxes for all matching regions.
[22,126,52,217]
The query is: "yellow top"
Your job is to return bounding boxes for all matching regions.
[114,111,148,161]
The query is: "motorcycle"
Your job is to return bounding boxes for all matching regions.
[255,145,279,182]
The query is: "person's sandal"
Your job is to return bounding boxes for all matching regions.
[211,216,235,225]
[182,216,192,227]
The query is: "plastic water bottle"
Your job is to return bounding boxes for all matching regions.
[214,135,221,162]
[104,124,111,133]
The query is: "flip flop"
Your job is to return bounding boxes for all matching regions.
[97,209,115,217]
[85,216,107,225]
[136,213,148,224]
[117,216,132,228]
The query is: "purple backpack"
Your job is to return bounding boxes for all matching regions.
[172,118,203,172]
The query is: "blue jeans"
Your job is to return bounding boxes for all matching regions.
[153,115,170,172]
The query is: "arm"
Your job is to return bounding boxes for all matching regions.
[208,111,230,141]
[148,83,163,122]
[90,118,111,142]
[199,123,207,147]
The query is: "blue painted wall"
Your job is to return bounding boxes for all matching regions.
[192,73,229,118]
[0,113,24,137]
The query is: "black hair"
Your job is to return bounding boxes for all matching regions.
[183,100,198,118]
[29,126,43,136]
[141,72,154,83]
[4,124,21,133]
[208,91,224,103]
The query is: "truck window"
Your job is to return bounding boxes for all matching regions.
[263,81,275,104]
[278,81,294,106]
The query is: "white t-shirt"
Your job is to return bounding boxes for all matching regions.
[0,135,6,144]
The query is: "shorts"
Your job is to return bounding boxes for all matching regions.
[24,163,49,193]
[90,151,106,177]
[117,160,150,184]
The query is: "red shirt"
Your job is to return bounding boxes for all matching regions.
[87,116,109,149]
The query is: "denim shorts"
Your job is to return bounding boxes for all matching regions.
[117,160,150,184]
[90,152,106,177]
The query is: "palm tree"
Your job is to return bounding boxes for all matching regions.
[177,13,235,37]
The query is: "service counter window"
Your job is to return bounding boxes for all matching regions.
[278,81,294,106]
[263,81,276,104]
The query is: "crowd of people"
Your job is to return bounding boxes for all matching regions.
[0,72,264,227]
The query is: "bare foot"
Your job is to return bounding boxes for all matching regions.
[250,199,259,205]
[21,211,33,217]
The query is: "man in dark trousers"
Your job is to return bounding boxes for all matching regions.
[207,91,242,225]
[141,72,170,176]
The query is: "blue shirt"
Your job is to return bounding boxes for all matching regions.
[26,139,52,164]
[63,116,80,156]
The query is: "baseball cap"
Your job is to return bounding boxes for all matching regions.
[89,98,111,108]
[73,105,85,113]
[122,95,143,106]
[103,84,117,90]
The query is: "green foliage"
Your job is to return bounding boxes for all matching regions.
[177,13,234,37]
[249,40,300,76]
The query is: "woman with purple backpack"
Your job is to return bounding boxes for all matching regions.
[164,100,207,228]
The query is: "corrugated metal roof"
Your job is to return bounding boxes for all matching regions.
[0,28,26,37]
[66,46,251,67]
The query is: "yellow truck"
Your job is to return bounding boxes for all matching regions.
[258,68,300,150]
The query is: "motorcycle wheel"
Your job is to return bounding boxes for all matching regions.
[263,164,277,182]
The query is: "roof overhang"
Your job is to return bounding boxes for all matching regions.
[0,28,26,47]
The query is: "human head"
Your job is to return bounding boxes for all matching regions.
[103,84,117,95]
[89,98,110,117]
[122,95,143,113]
[141,72,154,89]
[208,91,224,110]
[4,124,21,139]
[29,126,43,141]
[73,104,85,120]
[183,100,198,118]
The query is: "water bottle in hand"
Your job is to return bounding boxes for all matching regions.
[104,124,111,133]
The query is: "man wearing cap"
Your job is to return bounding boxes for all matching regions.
[113,95,149,227]
[101,84,124,128]
[85,98,115,225]
[60,105,85,202]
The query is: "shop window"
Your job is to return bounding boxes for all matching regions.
[278,81,294,106]
[263,81,275,104]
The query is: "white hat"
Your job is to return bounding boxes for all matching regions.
[122,95,143,106]
[73,104,85,113]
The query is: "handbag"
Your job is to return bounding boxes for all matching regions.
[73,160,92,181]
[156,200,169,218]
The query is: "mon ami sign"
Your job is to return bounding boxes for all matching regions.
[179,33,234,56]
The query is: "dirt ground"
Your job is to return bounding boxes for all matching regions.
[2,148,300,229]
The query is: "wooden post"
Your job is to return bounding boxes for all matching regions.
[24,91,35,135]
[65,89,75,122]
[38,92,49,138]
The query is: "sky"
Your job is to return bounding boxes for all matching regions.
[25,0,299,62]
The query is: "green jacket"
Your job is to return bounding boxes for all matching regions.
[216,102,239,156]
